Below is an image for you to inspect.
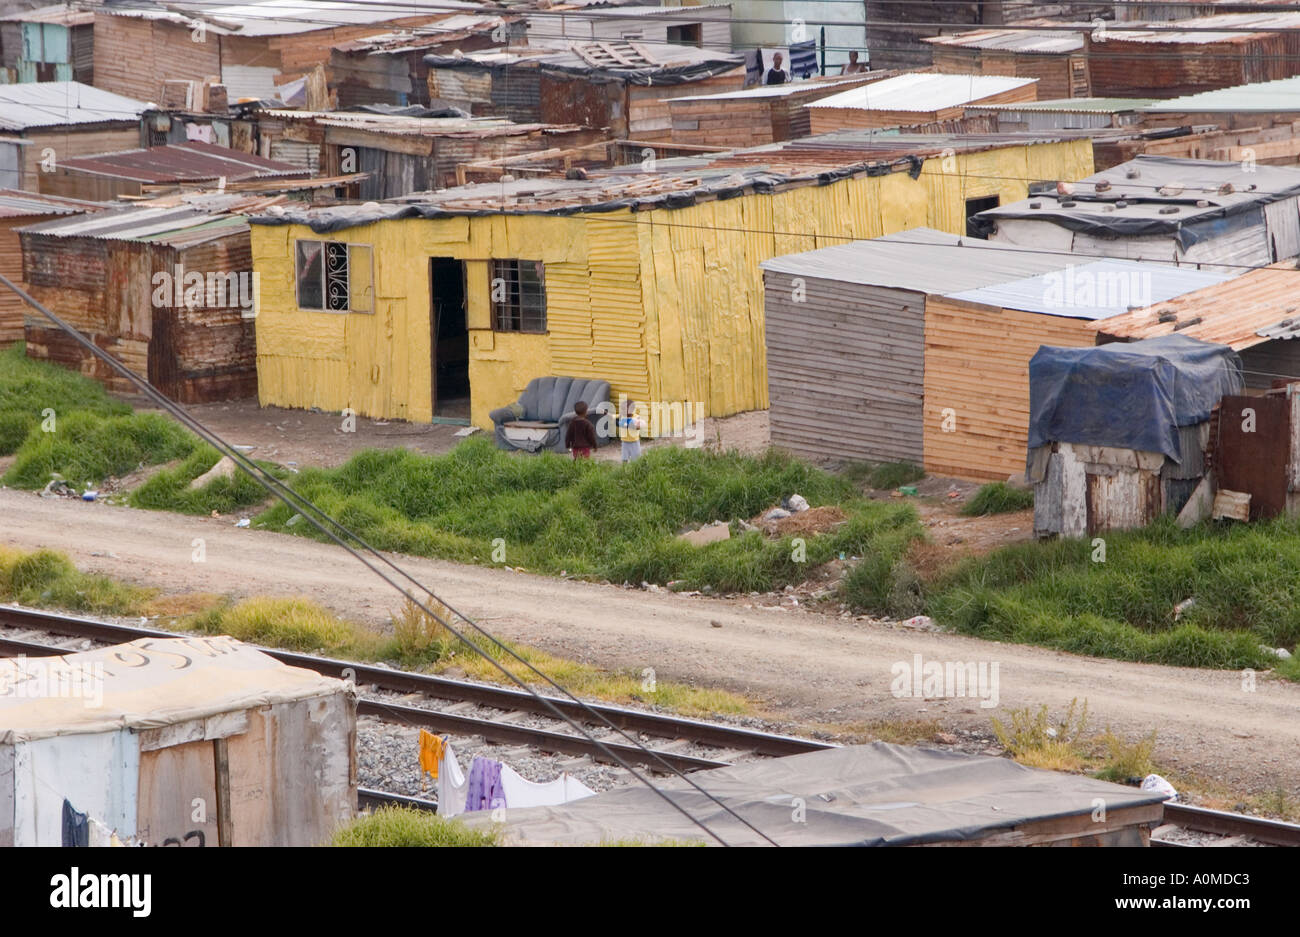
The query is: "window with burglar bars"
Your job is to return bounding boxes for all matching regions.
[490,259,546,333]
[295,240,374,313]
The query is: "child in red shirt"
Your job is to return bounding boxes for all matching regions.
[566,400,597,459]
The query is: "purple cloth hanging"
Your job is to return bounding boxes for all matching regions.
[464,756,505,813]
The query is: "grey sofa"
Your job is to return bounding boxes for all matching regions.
[488,376,613,453]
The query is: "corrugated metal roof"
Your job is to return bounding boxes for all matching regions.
[1109,11,1300,45]
[56,141,308,183]
[1092,263,1300,348]
[1142,76,1300,113]
[669,73,889,103]
[0,5,95,26]
[969,97,1158,113]
[251,131,1082,227]
[19,195,254,244]
[805,73,1038,112]
[0,82,148,132]
[259,110,569,139]
[924,28,1083,54]
[978,154,1300,230]
[758,228,1088,292]
[426,39,741,76]
[945,260,1234,320]
[334,15,514,53]
[109,0,484,37]
[0,189,104,220]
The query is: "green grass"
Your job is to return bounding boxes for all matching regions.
[0,546,155,615]
[3,411,196,489]
[253,438,919,594]
[184,596,392,658]
[960,482,1034,516]
[128,444,283,514]
[926,515,1300,672]
[0,342,131,456]
[330,807,499,847]
[840,460,925,490]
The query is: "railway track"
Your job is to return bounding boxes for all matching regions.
[0,604,834,774]
[6,603,1299,846]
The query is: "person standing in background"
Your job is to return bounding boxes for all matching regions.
[618,399,645,463]
[765,51,788,85]
[566,400,596,459]
[843,50,867,74]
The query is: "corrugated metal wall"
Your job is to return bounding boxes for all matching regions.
[764,271,924,464]
[250,138,1094,427]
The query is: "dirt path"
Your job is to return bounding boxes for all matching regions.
[2,487,1297,796]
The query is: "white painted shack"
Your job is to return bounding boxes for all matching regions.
[0,636,356,847]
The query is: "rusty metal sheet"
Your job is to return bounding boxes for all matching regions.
[1085,467,1162,534]
[1217,394,1290,519]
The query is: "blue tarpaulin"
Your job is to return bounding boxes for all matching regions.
[1027,333,1243,464]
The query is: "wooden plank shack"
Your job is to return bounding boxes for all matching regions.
[923,294,1099,480]
[21,207,258,403]
[93,8,452,105]
[92,11,221,105]
[0,190,103,346]
[666,73,895,148]
[806,74,1039,133]
[926,30,1091,99]
[1086,14,1300,98]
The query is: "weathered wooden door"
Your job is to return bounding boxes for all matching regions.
[1216,395,1290,519]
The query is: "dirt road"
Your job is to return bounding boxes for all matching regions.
[2,487,1296,796]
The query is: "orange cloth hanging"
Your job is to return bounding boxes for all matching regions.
[418,729,445,779]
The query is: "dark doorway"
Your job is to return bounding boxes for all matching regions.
[430,257,469,420]
[965,194,1000,239]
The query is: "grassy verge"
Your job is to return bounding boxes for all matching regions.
[839,460,925,491]
[924,516,1300,676]
[960,482,1034,516]
[127,444,284,514]
[330,807,498,847]
[992,699,1158,779]
[0,546,155,615]
[0,344,275,515]
[248,438,920,594]
[0,547,751,717]
[0,342,130,455]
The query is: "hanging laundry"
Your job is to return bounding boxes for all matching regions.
[464,757,505,813]
[437,742,468,818]
[418,729,445,780]
[87,816,115,848]
[498,765,596,809]
[62,800,88,847]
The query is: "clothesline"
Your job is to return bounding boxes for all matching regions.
[417,729,595,818]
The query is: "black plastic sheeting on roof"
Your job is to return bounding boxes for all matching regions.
[1027,333,1244,465]
[422,52,743,87]
[342,102,470,119]
[248,160,924,232]
[971,195,1267,248]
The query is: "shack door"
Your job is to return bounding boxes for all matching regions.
[148,303,180,400]
[136,738,219,847]
[429,257,468,420]
[1216,395,1290,520]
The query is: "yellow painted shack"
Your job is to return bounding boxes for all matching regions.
[248,131,1094,429]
